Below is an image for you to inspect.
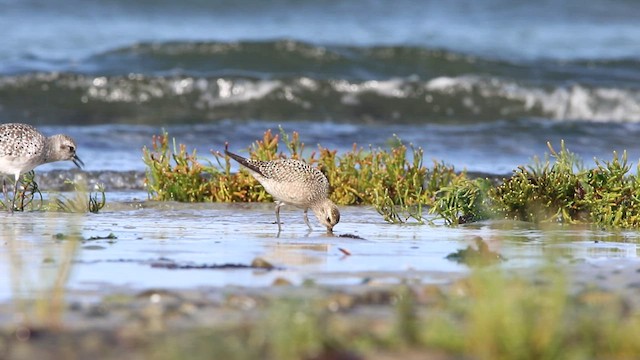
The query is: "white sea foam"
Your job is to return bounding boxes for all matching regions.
[193,78,281,108]
[424,75,640,122]
[3,72,640,123]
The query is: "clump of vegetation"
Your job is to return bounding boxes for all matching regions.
[431,177,493,225]
[142,131,273,202]
[427,266,640,359]
[48,182,107,213]
[490,141,586,224]
[490,141,640,228]
[143,127,448,223]
[143,130,640,229]
[445,237,505,266]
[0,171,43,211]
[311,136,434,223]
[0,174,106,213]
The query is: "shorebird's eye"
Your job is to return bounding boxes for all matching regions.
[69,146,75,152]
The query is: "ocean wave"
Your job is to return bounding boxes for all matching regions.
[78,40,487,80]
[1,72,639,123]
[7,40,639,86]
[424,76,640,122]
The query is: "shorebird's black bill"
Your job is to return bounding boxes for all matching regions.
[73,154,85,169]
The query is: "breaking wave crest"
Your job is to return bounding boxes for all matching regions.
[1,72,639,123]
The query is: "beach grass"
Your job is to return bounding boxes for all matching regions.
[3,261,639,359]
[143,127,451,221]
[0,174,106,213]
[143,129,640,228]
[150,268,639,360]
[0,171,43,212]
[2,214,83,331]
[37,265,631,360]
[143,127,443,222]
[489,141,640,227]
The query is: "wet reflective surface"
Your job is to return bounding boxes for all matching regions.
[1,192,638,301]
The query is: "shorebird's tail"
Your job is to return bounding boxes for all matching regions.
[224,150,265,176]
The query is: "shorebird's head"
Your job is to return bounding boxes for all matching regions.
[49,134,84,168]
[314,199,340,233]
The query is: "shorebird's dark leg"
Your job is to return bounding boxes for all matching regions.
[2,178,9,213]
[11,173,21,213]
[303,208,313,230]
[275,201,285,232]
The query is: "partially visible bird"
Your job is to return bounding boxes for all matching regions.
[225,150,340,233]
[0,123,84,212]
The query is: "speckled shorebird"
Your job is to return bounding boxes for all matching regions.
[0,123,84,212]
[225,150,340,233]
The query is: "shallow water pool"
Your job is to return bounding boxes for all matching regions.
[1,192,638,301]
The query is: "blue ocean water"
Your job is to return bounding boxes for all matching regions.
[1,0,640,173]
[3,0,639,62]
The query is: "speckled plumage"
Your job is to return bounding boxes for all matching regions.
[0,123,84,212]
[225,150,340,232]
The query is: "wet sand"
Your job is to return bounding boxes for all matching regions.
[2,193,638,297]
[1,193,639,358]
